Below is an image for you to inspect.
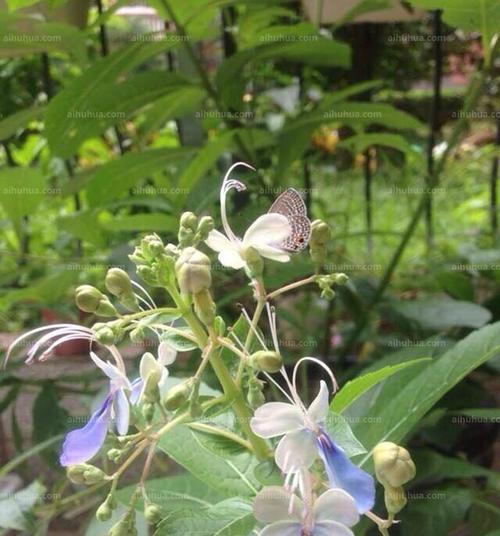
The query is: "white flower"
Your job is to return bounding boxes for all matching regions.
[205,162,292,270]
[253,485,359,536]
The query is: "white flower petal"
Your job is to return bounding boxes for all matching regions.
[158,341,177,366]
[253,487,301,523]
[243,213,291,247]
[275,429,317,472]
[314,489,359,527]
[90,352,131,390]
[205,229,233,252]
[261,521,301,536]
[139,352,160,382]
[250,402,303,438]
[113,389,130,436]
[307,380,330,424]
[255,244,291,263]
[218,249,246,269]
[313,521,355,536]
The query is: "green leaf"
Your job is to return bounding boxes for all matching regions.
[331,359,430,413]
[0,107,44,141]
[116,474,228,513]
[0,481,45,531]
[158,425,260,497]
[101,213,177,233]
[160,329,198,351]
[324,413,367,457]
[45,41,187,157]
[338,133,422,159]
[32,382,68,448]
[456,408,500,421]
[350,321,500,467]
[0,167,46,221]
[86,147,193,207]
[392,297,492,330]
[0,16,87,63]
[154,498,254,536]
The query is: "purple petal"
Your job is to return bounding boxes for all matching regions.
[315,429,375,514]
[129,377,143,405]
[60,396,112,466]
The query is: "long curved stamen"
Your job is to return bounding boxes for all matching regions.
[220,162,254,242]
[240,307,267,349]
[266,303,280,354]
[131,280,156,309]
[292,357,338,395]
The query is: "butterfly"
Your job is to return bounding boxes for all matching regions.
[268,188,311,252]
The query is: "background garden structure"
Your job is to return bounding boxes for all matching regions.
[0,0,499,535]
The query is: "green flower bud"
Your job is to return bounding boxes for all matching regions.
[130,326,146,343]
[137,265,157,286]
[107,448,123,463]
[373,442,416,488]
[195,216,215,242]
[309,219,330,266]
[242,246,263,278]
[175,247,211,295]
[247,377,266,408]
[142,234,164,259]
[93,323,121,346]
[162,381,192,411]
[155,254,176,287]
[193,288,216,327]
[249,350,283,373]
[384,485,407,515]
[142,402,155,422]
[180,211,198,230]
[105,268,139,311]
[67,463,107,485]
[334,273,348,285]
[96,502,113,522]
[108,510,136,536]
[144,504,162,524]
[75,285,116,317]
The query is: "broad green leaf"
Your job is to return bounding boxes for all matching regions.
[0,480,45,531]
[45,40,187,157]
[324,412,367,457]
[154,498,254,536]
[116,475,227,512]
[392,298,492,330]
[160,329,198,351]
[338,133,422,159]
[0,16,87,62]
[331,359,430,413]
[86,147,193,207]
[350,321,500,467]
[0,107,44,141]
[158,424,260,497]
[0,167,46,221]
[101,213,177,233]
[58,210,105,246]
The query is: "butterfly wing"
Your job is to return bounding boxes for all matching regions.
[268,188,311,252]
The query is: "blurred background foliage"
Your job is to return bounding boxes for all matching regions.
[0,0,498,535]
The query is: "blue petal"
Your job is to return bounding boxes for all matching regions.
[60,395,112,466]
[315,429,375,514]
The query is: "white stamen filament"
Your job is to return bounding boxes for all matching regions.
[240,307,267,349]
[131,280,156,309]
[292,357,338,395]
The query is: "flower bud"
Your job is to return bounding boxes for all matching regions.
[242,246,263,278]
[144,504,162,524]
[142,234,164,259]
[107,448,123,463]
[193,288,216,326]
[180,211,198,230]
[247,377,266,408]
[93,323,121,346]
[384,485,407,515]
[309,219,330,266]
[195,216,215,241]
[105,268,139,311]
[108,509,136,536]
[75,285,116,317]
[137,265,158,286]
[373,442,416,488]
[96,502,112,521]
[130,326,146,343]
[334,273,348,285]
[67,463,107,485]
[162,381,192,411]
[249,351,282,373]
[175,247,211,295]
[142,402,155,422]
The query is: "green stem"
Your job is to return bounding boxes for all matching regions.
[188,422,253,452]
[267,275,316,301]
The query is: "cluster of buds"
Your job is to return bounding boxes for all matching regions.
[175,247,216,327]
[67,463,107,485]
[309,219,331,268]
[105,268,139,311]
[129,234,177,287]
[92,321,124,346]
[75,285,116,317]
[373,442,416,518]
[178,211,214,248]
[314,272,348,300]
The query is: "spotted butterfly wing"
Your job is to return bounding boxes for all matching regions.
[268,188,311,252]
